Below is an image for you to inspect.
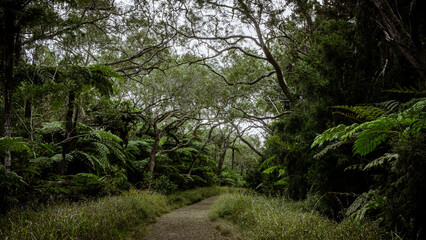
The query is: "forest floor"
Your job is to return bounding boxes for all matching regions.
[142,196,226,240]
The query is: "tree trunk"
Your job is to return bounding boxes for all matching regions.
[188,126,217,176]
[61,91,76,174]
[238,0,295,103]
[1,5,18,172]
[148,123,160,189]
[217,143,226,176]
[231,146,235,170]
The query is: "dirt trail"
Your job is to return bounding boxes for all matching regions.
[142,196,226,240]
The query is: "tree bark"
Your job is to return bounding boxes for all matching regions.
[148,123,160,189]
[238,135,263,157]
[238,0,295,103]
[1,4,19,172]
[231,145,235,170]
[370,0,426,86]
[61,91,76,174]
[217,143,226,176]
[188,125,217,176]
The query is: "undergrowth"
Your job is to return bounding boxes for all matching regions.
[209,192,388,240]
[0,186,229,240]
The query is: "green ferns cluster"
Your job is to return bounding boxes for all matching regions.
[312,99,425,159]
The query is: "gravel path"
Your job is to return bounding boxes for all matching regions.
[143,196,226,240]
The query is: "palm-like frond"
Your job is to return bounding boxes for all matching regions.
[313,99,426,159]
[332,105,385,121]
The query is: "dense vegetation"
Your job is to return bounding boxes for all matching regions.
[210,192,385,239]
[0,186,230,239]
[1,0,425,239]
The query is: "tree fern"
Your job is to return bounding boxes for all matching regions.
[352,116,399,156]
[313,99,425,159]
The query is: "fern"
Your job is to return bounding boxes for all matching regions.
[274,178,288,186]
[375,100,401,113]
[363,153,399,170]
[313,99,425,157]
[311,124,348,148]
[176,147,199,155]
[97,130,123,143]
[383,86,426,95]
[313,138,351,159]
[332,105,385,121]
[70,150,96,170]
[259,155,276,169]
[73,173,101,185]
[88,64,123,80]
[0,137,31,154]
[40,121,65,135]
[262,166,279,174]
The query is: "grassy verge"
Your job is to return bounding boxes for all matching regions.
[0,186,230,240]
[209,192,387,240]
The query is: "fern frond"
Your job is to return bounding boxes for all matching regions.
[313,138,352,159]
[125,145,139,151]
[332,105,385,121]
[259,155,276,169]
[375,100,401,113]
[97,130,123,143]
[274,178,287,186]
[0,137,31,154]
[262,166,279,174]
[344,164,365,171]
[353,117,398,156]
[128,140,152,153]
[311,124,347,148]
[73,173,101,184]
[70,150,95,170]
[40,121,65,135]
[176,147,199,155]
[383,86,426,95]
[88,64,123,80]
[76,122,95,135]
[363,153,399,170]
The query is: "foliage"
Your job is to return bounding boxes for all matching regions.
[209,192,386,240]
[0,187,229,240]
[312,98,425,157]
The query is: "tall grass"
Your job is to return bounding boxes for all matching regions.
[209,192,387,240]
[0,186,228,240]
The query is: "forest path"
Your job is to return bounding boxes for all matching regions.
[142,196,226,240]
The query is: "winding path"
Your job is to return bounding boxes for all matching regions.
[143,196,226,240]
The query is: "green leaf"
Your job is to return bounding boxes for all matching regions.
[262,166,278,174]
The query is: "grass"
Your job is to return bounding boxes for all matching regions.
[0,186,230,240]
[209,192,387,240]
